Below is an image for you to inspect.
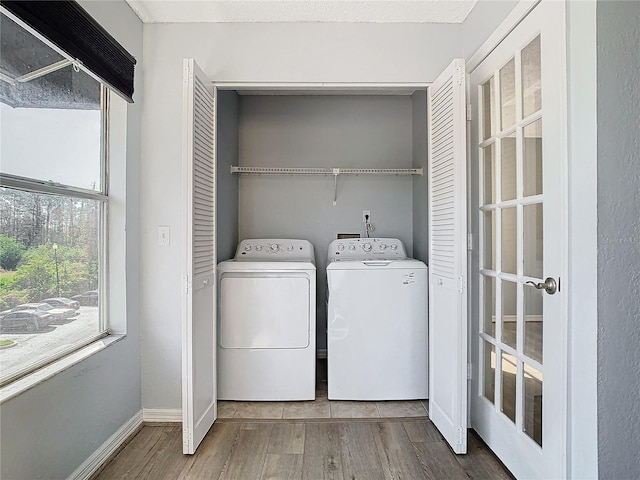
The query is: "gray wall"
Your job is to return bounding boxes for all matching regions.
[597,2,640,479]
[237,95,415,350]
[0,1,143,479]
[216,90,240,262]
[139,6,517,409]
[411,90,429,264]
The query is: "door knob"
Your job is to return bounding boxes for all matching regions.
[526,277,558,295]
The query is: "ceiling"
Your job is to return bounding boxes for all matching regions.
[125,0,478,24]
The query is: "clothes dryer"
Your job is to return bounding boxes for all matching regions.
[326,238,428,400]
[218,239,316,400]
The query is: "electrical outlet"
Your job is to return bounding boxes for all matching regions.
[158,226,170,246]
[362,210,371,223]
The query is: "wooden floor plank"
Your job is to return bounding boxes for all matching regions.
[136,426,188,479]
[402,420,443,443]
[218,422,273,480]
[411,440,470,480]
[339,423,386,480]
[373,422,430,480]
[301,423,344,480]
[261,453,303,480]
[178,422,241,479]
[268,423,306,454]
[95,426,171,479]
[455,432,515,480]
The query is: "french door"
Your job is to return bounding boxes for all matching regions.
[469,2,567,478]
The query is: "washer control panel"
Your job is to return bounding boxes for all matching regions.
[328,238,407,261]
[235,239,315,262]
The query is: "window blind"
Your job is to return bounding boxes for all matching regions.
[1,0,136,102]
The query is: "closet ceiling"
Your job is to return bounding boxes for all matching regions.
[125,0,477,24]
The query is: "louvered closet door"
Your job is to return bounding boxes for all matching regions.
[428,58,468,454]
[182,58,217,454]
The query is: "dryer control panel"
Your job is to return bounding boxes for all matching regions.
[327,238,407,262]
[235,239,315,263]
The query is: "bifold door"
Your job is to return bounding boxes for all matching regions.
[182,58,217,454]
[428,58,468,454]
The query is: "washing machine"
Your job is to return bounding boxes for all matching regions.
[217,239,316,401]
[326,237,428,400]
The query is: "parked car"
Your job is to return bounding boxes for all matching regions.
[12,302,77,323]
[41,297,80,311]
[0,309,53,332]
[71,290,99,306]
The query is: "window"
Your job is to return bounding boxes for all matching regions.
[0,12,109,385]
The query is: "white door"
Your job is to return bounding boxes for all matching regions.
[469,2,566,478]
[181,58,217,454]
[428,58,468,454]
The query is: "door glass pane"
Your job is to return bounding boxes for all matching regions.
[501,133,517,201]
[501,280,517,349]
[500,58,516,129]
[483,341,496,404]
[524,363,543,446]
[483,275,496,337]
[522,35,542,117]
[501,352,517,423]
[524,120,543,196]
[482,77,496,140]
[524,285,543,364]
[501,207,517,274]
[483,144,495,204]
[523,203,543,278]
[483,210,496,270]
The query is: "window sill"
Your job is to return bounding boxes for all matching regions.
[0,334,125,405]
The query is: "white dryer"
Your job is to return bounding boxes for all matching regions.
[217,239,316,401]
[326,238,428,400]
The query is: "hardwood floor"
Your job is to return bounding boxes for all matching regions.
[94,418,513,480]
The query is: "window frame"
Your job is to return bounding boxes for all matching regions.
[0,12,113,387]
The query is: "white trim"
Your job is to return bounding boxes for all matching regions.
[67,410,143,480]
[143,408,182,423]
[213,81,430,92]
[467,0,541,73]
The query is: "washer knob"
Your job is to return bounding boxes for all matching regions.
[287,245,293,251]
[337,244,345,251]
[348,244,356,251]
[362,243,372,252]
[270,244,279,253]
[390,244,398,250]
[244,245,252,251]
[255,245,262,251]
[379,244,387,250]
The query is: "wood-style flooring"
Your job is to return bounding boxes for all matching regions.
[95,418,513,479]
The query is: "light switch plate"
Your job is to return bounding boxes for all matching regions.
[158,226,170,246]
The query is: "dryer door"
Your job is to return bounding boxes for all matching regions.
[220,273,311,349]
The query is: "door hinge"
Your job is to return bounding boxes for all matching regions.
[457,427,467,445]
[183,275,190,294]
[457,276,465,294]
[467,233,473,251]
[467,363,472,380]
[466,104,472,121]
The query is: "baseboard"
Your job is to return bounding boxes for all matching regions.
[68,410,143,480]
[143,408,182,423]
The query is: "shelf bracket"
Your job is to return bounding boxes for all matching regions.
[332,168,339,206]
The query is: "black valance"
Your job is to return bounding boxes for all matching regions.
[1,0,136,102]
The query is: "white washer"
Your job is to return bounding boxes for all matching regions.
[217,239,316,401]
[326,238,428,400]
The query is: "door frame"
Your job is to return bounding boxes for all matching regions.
[466,0,598,477]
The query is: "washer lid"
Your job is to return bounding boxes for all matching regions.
[234,239,315,264]
[326,258,427,270]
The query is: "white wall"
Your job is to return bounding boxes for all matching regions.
[140,9,517,409]
[0,2,143,479]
